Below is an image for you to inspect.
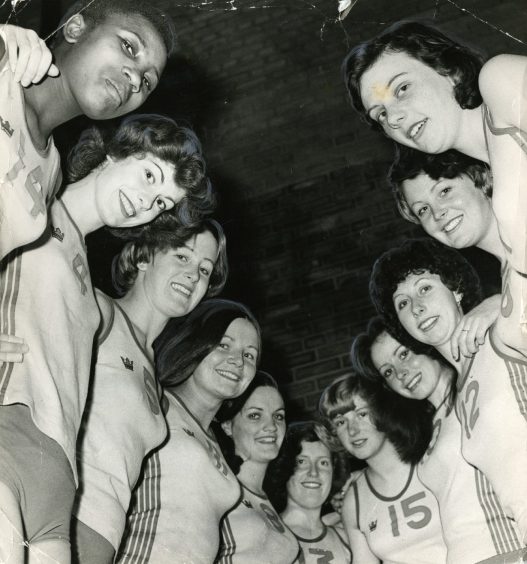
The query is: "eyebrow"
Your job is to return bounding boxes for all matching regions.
[151,161,165,183]
[366,72,408,117]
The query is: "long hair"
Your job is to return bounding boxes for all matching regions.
[343,20,485,130]
[67,114,215,227]
[111,218,228,297]
[154,299,261,390]
[318,373,433,464]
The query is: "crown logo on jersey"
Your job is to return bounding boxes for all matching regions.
[369,520,377,532]
[121,356,134,370]
[0,115,13,137]
[242,499,253,509]
[51,226,64,242]
[183,427,195,437]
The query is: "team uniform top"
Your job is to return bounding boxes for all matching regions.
[0,49,61,260]
[294,524,351,564]
[0,198,99,481]
[351,466,447,564]
[74,292,167,550]
[117,391,241,563]
[419,392,522,563]
[218,485,300,564]
[455,328,527,543]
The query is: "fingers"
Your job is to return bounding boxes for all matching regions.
[451,316,488,361]
[0,334,28,363]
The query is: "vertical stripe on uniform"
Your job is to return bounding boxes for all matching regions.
[218,515,236,564]
[505,358,527,422]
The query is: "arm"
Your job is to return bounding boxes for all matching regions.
[341,485,380,564]
[0,24,59,86]
[94,289,114,344]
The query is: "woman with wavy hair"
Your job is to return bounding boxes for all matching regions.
[351,316,524,563]
[319,373,445,564]
[117,299,261,563]
[369,237,527,543]
[0,113,213,562]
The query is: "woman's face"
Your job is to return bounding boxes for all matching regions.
[393,271,463,347]
[192,318,260,401]
[370,331,443,401]
[402,173,492,249]
[360,51,461,154]
[226,386,286,464]
[138,230,218,318]
[286,440,333,511]
[94,153,186,228]
[332,394,386,461]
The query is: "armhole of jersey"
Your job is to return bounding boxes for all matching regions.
[96,291,115,345]
[50,167,63,201]
[351,480,360,530]
[331,524,351,549]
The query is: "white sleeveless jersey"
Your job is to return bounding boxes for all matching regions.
[0,51,61,259]
[419,398,522,563]
[455,328,527,542]
[0,198,99,481]
[352,466,447,564]
[294,524,351,564]
[218,485,300,564]
[74,293,167,550]
[117,392,241,563]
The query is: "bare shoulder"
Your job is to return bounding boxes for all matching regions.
[94,288,113,325]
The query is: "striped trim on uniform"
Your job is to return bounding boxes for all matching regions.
[118,451,162,563]
[218,514,236,563]
[474,468,521,554]
[504,357,527,422]
[0,250,22,401]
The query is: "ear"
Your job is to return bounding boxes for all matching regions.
[136,261,149,272]
[221,420,233,437]
[106,155,115,163]
[454,291,463,305]
[62,14,88,44]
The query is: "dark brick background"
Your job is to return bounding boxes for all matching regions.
[4,0,524,416]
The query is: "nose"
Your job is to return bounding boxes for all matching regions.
[227,350,244,367]
[396,368,408,382]
[183,264,199,283]
[432,205,447,222]
[348,416,360,436]
[386,104,406,129]
[262,415,277,431]
[412,300,425,318]
[307,461,319,477]
[122,64,142,94]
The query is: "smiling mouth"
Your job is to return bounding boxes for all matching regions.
[256,436,277,444]
[302,481,322,489]
[419,316,438,332]
[216,369,241,382]
[408,118,428,140]
[406,372,422,391]
[351,438,367,448]
[171,282,191,298]
[119,190,136,218]
[105,79,122,106]
[443,215,463,234]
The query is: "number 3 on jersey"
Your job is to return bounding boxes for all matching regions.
[388,492,432,537]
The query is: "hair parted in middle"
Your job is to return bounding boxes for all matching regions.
[389,146,492,225]
[67,113,216,227]
[318,372,434,465]
[111,218,228,297]
[342,20,485,131]
[153,299,261,391]
[369,238,483,334]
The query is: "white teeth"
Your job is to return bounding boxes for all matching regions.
[443,215,462,233]
[406,374,421,391]
[217,369,240,382]
[171,282,191,296]
[352,439,366,447]
[419,316,438,331]
[119,191,136,218]
[409,119,427,139]
[257,437,277,444]
[302,482,321,489]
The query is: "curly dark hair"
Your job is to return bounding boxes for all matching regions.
[318,373,433,465]
[369,238,483,333]
[111,218,228,297]
[389,146,492,224]
[51,0,176,56]
[343,20,485,131]
[213,371,281,476]
[67,114,215,228]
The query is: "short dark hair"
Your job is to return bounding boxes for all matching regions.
[318,373,433,464]
[214,371,281,475]
[51,0,176,56]
[369,238,483,333]
[111,218,228,296]
[343,20,485,131]
[154,299,261,390]
[67,114,216,228]
[389,146,491,224]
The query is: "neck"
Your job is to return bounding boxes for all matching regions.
[427,365,455,408]
[61,176,104,236]
[281,504,323,538]
[477,212,507,263]
[237,459,269,495]
[365,439,403,478]
[366,446,412,494]
[175,379,222,429]
[453,106,489,163]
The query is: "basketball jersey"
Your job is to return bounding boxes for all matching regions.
[117,391,241,563]
[74,293,167,550]
[419,395,522,563]
[0,51,61,260]
[0,198,99,482]
[294,524,351,564]
[455,328,527,542]
[218,485,300,564]
[352,466,447,564]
